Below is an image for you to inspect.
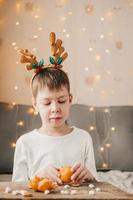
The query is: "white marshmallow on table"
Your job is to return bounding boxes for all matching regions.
[44,190,50,195]
[64,184,70,188]
[95,187,101,192]
[60,190,70,194]
[70,190,77,195]
[12,190,21,195]
[88,183,95,188]
[89,190,96,195]
[5,187,12,193]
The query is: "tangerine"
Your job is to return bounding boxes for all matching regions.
[60,166,73,183]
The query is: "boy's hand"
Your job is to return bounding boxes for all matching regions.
[40,165,62,184]
[71,163,94,183]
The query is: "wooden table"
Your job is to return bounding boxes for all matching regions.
[0,182,133,199]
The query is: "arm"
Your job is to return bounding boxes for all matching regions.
[12,138,28,182]
[71,134,98,183]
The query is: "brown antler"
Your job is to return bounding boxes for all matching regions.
[19,49,38,70]
[49,32,68,67]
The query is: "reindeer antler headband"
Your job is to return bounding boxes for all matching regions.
[18,32,68,73]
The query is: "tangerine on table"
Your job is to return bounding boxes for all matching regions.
[60,166,73,183]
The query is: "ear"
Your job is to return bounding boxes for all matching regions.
[32,96,38,111]
[69,94,73,103]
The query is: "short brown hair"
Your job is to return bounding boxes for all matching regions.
[31,67,70,99]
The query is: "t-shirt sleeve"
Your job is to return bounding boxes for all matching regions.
[84,134,98,180]
[12,137,28,182]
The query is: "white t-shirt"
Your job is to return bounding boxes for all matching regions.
[12,126,98,181]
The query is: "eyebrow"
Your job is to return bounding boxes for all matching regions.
[40,95,68,101]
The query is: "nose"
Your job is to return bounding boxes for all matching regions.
[51,102,60,113]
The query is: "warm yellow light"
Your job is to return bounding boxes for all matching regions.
[108,32,113,36]
[33,35,38,39]
[105,143,111,148]
[65,34,70,38]
[82,27,86,31]
[68,11,72,15]
[17,121,24,126]
[106,70,111,75]
[100,147,104,152]
[89,107,94,112]
[89,126,95,131]
[85,67,89,71]
[101,90,106,94]
[95,74,101,80]
[34,15,39,19]
[32,48,37,52]
[34,110,38,116]
[27,108,34,114]
[89,47,93,52]
[102,162,108,168]
[100,34,104,39]
[100,17,105,21]
[14,86,18,90]
[12,102,16,106]
[104,108,109,113]
[38,27,43,31]
[16,21,20,26]
[62,29,67,33]
[95,55,101,61]
[111,127,116,131]
[105,49,110,53]
[11,142,16,148]
[12,42,16,46]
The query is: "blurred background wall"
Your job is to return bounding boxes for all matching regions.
[0,0,133,106]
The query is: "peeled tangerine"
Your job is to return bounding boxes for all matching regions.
[28,176,57,192]
[60,166,73,183]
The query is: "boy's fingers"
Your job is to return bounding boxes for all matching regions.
[71,165,84,180]
[71,163,81,172]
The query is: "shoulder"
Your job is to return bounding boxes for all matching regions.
[73,126,92,141]
[16,129,37,145]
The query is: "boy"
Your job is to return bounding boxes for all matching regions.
[12,33,98,183]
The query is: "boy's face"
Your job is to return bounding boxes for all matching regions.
[34,86,72,129]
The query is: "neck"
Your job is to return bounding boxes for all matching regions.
[39,123,72,136]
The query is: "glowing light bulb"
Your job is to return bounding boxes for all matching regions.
[68,11,72,15]
[38,27,43,31]
[105,143,111,148]
[16,61,19,64]
[12,102,16,106]
[89,107,94,111]
[62,29,67,33]
[95,55,101,61]
[89,126,95,131]
[32,48,37,52]
[89,47,93,52]
[27,108,34,114]
[95,74,101,80]
[82,27,86,31]
[100,17,105,21]
[16,21,20,26]
[111,127,116,131]
[102,162,108,168]
[17,121,24,126]
[100,34,104,39]
[104,108,109,113]
[34,110,38,116]
[65,34,70,38]
[11,142,16,148]
[34,15,39,19]
[100,147,104,152]
[12,42,16,46]
[33,35,38,39]
[14,86,18,90]
[105,49,110,53]
[61,16,66,21]
[85,67,89,71]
